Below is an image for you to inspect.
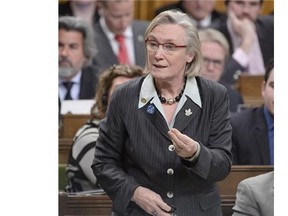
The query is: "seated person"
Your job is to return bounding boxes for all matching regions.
[59,16,99,126]
[231,58,274,165]
[232,171,274,216]
[65,64,144,192]
[211,0,274,85]
[155,0,224,29]
[199,28,243,113]
[59,16,98,102]
[92,0,149,71]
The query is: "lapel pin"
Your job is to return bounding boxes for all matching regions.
[185,109,192,116]
[147,104,155,114]
[141,98,147,103]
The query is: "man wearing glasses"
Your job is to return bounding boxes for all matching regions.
[212,0,274,85]
[198,28,244,113]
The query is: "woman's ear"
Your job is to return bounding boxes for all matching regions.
[186,53,194,63]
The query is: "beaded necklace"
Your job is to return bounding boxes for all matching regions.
[157,77,186,105]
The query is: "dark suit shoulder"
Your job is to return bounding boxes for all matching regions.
[196,76,228,94]
[133,20,150,26]
[195,77,229,111]
[59,2,72,16]
[132,20,150,35]
[211,10,225,20]
[82,66,99,78]
[231,107,263,127]
[257,15,274,25]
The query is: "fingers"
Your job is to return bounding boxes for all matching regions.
[168,128,198,158]
[132,187,171,216]
[168,128,190,148]
[228,9,237,23]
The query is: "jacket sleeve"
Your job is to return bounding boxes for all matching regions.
[182,82,232,182]
[232,180,260,216]
[91,91,140,215]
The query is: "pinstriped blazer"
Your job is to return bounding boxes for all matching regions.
[92,76,232,216]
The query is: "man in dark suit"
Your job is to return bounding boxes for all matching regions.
[231,59,274,165]
[155,0,224,29]
[59,16,99,102]
[211,0,274,85]
[92,0,149,71]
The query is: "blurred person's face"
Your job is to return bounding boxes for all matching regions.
[262,68,274,115]
[145,24,194,82]
[200,41,225,82]
[227,0,262,22]
[183,0,215,21]
[100,0,134,34]
[59,29,87,79]
[108,76,134,102]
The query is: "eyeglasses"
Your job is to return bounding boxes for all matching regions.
[145,39,187,55]
[203,57,224,68]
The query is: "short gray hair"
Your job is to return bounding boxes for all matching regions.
[59,16,96,65]
[198,28,230,62]
[144,10,202,77]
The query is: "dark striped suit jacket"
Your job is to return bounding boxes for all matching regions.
[92,76,232,215]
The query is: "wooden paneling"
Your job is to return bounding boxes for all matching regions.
[59,138,73,163]
[236,74,264,107]
[133,0,274,21]
[59,0,274,21]
[59,165,273,216]
[60,114,90,139]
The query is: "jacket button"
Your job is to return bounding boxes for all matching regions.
[167,191,173,198]
[167,168,174,175]
[168,145,175,151]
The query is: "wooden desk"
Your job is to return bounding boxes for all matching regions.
[59,138,73,164]
[59,165,273,216]
[60,114,90,139]
[236,74,264,107]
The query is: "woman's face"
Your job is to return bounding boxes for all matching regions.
[145,24,194,83]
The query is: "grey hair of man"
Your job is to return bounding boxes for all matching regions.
[144,9,202,78]
[198,28,230,62]
[59,16,97,65]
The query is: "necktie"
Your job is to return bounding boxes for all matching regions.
[115,34,129,64]
[63,81,74,100]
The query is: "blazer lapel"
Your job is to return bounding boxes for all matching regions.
[141,103,171,141]
[173,99,201,132]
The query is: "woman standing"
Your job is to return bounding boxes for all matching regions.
[92,10,232,216]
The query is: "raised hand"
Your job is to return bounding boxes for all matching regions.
[168,128,198,159]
